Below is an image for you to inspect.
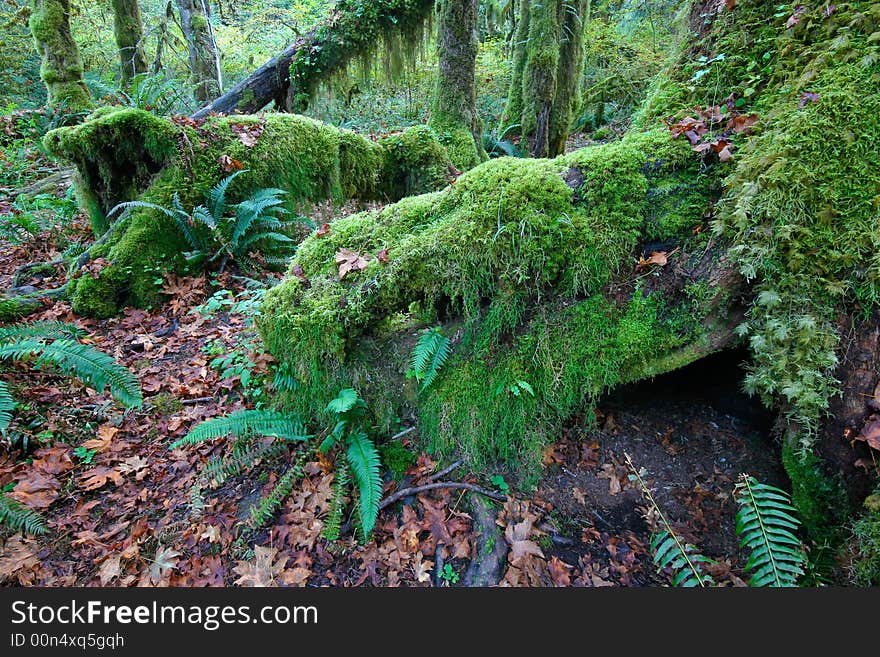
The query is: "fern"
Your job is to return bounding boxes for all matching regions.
[170,409,311,449]
[627,453,716,587]
[410,327,452,392]
[200,440,289,487]
[735,475,806,587]
[346,429,383,539]
[0,381,13,433]
[0,321,83,342]
[0,493,48,535]
[0,339,143,408]
[322,459,349,542]
[248,458,305,529]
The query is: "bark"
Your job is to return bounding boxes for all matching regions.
[429,0,486,169]
[191,0,435,119]
[501,0,588,157]
[29,0,91,111]
[176,0,222,102]
[111,0,148,84]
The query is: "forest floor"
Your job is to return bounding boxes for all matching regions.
[0,158,787,588]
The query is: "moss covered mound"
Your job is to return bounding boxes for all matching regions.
[258,128,726,479]
[46,108,458,317]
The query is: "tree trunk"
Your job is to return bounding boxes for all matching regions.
[111,0,148,84]
[29,0,91,111]
[501,0,588,157]
[176,0,222,102]
[192,0,435,119]
[429,0,486,170]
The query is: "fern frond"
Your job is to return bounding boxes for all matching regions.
[0,381,14,433]
[0,493,48,535]
[0,339,142,408]
[200,439,289,488]
[410,327,451,392]
[345,429,382,539]
[0,321,83,342]
[735,475,806,587]
[626,453,715,587]
[170,409,310,449]
[207,170,247,221]
[248,458,305,528]
[322,459,349,542]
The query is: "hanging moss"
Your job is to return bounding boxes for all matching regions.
[45,108,456,317]
[29,0,91,111]
[257,128,722,480]
[287,0,436,112]
[111,0,148,83]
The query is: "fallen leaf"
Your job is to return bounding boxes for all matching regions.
[798,91,820,109]
[0,536,40,583]
[376,248,390,263]
[335,248,371,279]
[11,471,60,509]
[98,554,122,585]
[316,223,331,237]
[234,546,287,586]
[82,424,118,453]
[149,547,181,583]
[856,419,880,451]
[291,264,310,285]
[200,525,221,543]
[79,466,124,491]
[219,154,244,172]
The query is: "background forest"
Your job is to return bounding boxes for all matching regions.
[0,0,878,588]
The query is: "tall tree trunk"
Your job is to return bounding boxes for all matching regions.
[29,0,91,111]
[176,0,222,102]
[501,0,588,157]
[112,0,148,84]
[429,0,486,170]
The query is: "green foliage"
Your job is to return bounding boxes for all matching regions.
[408,327,451,392]
[0,381,14,434]
[322,459,349,541]
[848,494,880,586]
[111,171,298,273]
[633,457,808,587]
[345,428,383,540]
[0,493,48,535]
[734,475,807,587]
[169,410,310,449]
[379,439,415,481]
[200,439,289,488]
[0,321,142,421]
[0,191,79,244]
[248,459,306,529]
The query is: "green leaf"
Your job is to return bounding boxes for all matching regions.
[345,429,382,539]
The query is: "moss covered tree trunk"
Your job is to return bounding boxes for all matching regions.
[193,0,435,119]
[501,0,588,157]
[429,0,486,170]
[176,0,222,102]
[111,0,148,84]
[29,0,91,111]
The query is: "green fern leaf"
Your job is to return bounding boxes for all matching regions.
[248,457,305,529]
[0,339,142,408]
[200,439,289,487]
[322,459,350,541]
[0,493,48,535]
[0,381,14,433]
[410,327,451,392]
[207,169,247,222]
[325,388,364,417]
[345,429,382,539]
[735,475,806,587]
[170,410,310,449]
[0,321,83,342]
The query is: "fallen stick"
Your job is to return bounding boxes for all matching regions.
[426,460,463,483]
[378,481,505,510]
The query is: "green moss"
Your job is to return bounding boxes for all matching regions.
[258,128,718,480]
[29,0,91,111]
[0,297,41,323]
[849,507,880,585]
[379,439,416,480]
[46,109,454,316]
[782,443,848,549]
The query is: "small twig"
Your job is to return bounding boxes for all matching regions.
[378,482,505,510]
[426,459,463,484]
[389,426,416,441]
[181,396,215,405]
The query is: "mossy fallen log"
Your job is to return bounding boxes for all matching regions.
[43,107,456,317]
[257,128,731,481]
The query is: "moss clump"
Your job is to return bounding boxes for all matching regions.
[46,109,455,316]
[258,128,720,480]
[0,296,42,323]
[782,443,848,548]
[379,439,416,480]
[849,506,880,585]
